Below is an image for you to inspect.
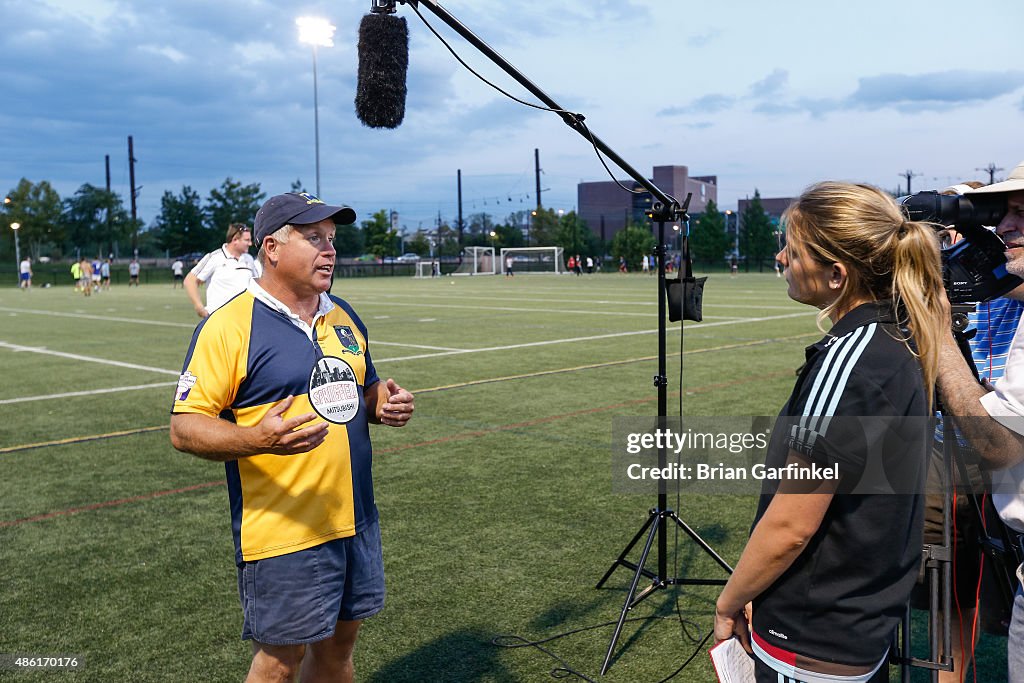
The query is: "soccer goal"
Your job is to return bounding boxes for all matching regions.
[500,247,565,274]
[414,260,441,278]
[451,246,497,276]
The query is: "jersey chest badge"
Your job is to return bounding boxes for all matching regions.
[333,325,363,355]
[309,356,360,424]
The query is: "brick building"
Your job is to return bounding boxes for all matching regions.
[577,165,717,242]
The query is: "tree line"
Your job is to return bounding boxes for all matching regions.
[2,176,780,270]
[1,177,267,262]
[688,191,781,270]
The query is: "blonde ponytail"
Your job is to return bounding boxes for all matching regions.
[891,220,945,403]
[783,182,946,404]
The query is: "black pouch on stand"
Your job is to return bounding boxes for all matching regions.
[665,235,705,322]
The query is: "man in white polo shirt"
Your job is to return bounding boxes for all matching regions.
[184,223,259,318]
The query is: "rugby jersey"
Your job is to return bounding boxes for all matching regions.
[751,301,927,669]
[172,281,380,564]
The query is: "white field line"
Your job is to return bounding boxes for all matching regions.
[0,310,814,403]
[348,300,738,318]
[362,292,664,306]
[0,306,463,352]
[370,340,462,351]
[0,306,195,328]
[356,292,801,311]
[0,341,181,375]
[373,311,813,363]
[0,382,177,405]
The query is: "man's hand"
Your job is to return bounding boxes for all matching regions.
[379,379,414,427]
[253,395,328,454]
[183,272,209,319]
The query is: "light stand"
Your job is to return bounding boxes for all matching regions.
[381,0,733,673]
[594,211,732,675]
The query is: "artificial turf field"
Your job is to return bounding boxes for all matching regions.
[0,272,1009,682]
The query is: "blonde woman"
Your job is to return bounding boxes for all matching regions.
[714,182,946,683]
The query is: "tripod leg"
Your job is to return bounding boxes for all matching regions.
[600,514,661,675]
[668,511,734,575]
[595,510,658,589]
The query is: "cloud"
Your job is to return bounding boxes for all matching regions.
[672,69,1024,120]
[846,70,1024,111]
[657,94,735,117]
[454,0,651,43]
[138,45,188,64]
[752,102,805,116]
[687,29,721,48]
[750,68,788,97]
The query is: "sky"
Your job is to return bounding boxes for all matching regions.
[2,0,1022,235]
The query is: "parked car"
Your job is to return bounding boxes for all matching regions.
[397,253,421,262]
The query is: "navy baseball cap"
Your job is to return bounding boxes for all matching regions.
[253,192,357,243]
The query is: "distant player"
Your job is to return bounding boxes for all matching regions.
[19,257,32,290]
[128,259,140,287]
[171,259,184,288]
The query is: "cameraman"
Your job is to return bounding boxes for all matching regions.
[936,161,1024,682]
[914,180,1013,682]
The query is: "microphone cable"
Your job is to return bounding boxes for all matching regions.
[406,3,681,207]
[491,618,712,682]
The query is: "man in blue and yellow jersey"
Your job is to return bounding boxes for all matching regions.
[170,191,415,683]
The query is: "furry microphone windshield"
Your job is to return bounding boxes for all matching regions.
[355,12,409,129]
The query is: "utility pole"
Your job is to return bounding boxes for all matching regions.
[535,148,542,210]
[105,154,112,258]
[128,135,138,253]
[976,163,1004,186]
[457,169,464,247]
[899,169,921,195]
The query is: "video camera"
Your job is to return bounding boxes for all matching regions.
[898,191,1017,304]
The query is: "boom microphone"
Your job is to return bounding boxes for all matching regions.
[355,12,409,129]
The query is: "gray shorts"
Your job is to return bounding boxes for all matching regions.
[236,518,385,645]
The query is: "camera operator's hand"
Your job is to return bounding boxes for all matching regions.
[938,227,964,248]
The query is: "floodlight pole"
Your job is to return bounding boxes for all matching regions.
[297,16,335,197]
[312,44,322,197]
[11,222,21,286]
[385,0,733,674]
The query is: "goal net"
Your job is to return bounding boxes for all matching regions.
[500,247,565,274]
[451,247,497,276]
[414,260,442,278]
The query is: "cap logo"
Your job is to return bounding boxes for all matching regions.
[298,192,326,206]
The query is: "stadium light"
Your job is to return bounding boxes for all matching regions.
[10,221,21,285]
[296,16,336,197]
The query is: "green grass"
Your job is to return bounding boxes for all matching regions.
[0,273,1008,681]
